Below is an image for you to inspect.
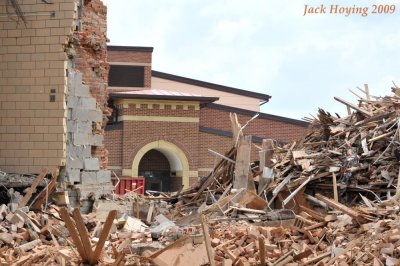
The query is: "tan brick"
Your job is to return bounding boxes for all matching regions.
[29,149,43,158]
[2,101,16,109]
[6,109,20,118]
[5,158,19,166]
[44,133,58,142]
[33,141,48,150]
[60,2,76,11]
[45,19,60,28]
[16,102,31,110]
[30,69,45,77]
[15,150,29,157]
[34,157,48,166]
[30,20,46,29]
[5,126,20,134]
[20,126,35,134]
[17,53,31,62]
[16,37,30,45]
[50,27,64,36]
[7,29,21,37]
[20,29,36,37]
[35,44,50,53]
[19,158,34,166]
[34,125,48,133]
[20,61,35,69]
[6,142,20,150]
[35,28,50,36]
[30,134,44,141]
[48,157,63,166]
[15,134,29,142]
[45,36,61,44]
[7,46,21,53]
[1,134,15,142]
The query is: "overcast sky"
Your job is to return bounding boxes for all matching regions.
[103,0,400,120]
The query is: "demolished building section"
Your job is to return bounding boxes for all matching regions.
[1,87,400,265]
[0,0,111,199]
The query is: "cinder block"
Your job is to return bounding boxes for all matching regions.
[72,133,89,145]
[88,134,103,146]
[66,168,80,183]
[67,72,82,94]
[66,156,83,169]
[97,170,111,183]
[79,97,97,110]
[67,95,79,108]
[76,121,92,134]
[68,146,91,158]
[84,158,99,171]
[74,84,90,97]
[80,171,97,185]
[72,109,102,122]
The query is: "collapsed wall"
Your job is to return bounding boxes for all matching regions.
[0,0,111,199]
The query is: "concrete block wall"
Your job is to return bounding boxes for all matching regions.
[0,0,78,173]
[65,71,111,198]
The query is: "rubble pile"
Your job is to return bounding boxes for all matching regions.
[3,87,400,265]
[269,89,400,208]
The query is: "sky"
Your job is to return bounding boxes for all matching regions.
[102,0,400,120]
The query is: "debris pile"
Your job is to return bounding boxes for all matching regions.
[3,86,400,265]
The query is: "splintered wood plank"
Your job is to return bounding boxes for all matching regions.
[149,235,189,259]
[192,147,236,202]
[230,112,242,144]
[334,97,372,117]
[258,235,266,266]
[59,208,88,263]
[315,193,367,223]
[92,210,117,262]
[201,214,216,266]
[326,236,363,265]
[31,168,59,210]
[332,172,338,202]
[146,202,154,223]
[72,208,94,264]
[233,135,252,190]
[18,168,48,208]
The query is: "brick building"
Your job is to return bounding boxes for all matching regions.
[0,0,112,199]
[105,46,309,192]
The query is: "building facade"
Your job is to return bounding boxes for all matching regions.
[105,46,309,192]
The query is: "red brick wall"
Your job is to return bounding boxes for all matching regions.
[198,132,235,177]
[108,50,152,87]
[122,121,198,170]
[108,51,152,63]
[104,124,122,175]
[138,150,170,171]
[108,103,200,172]
[200,106,309,143]
[105,102,309,185]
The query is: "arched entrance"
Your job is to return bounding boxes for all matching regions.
[131,140,190,191]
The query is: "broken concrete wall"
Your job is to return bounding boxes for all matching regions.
[0,0,111,199]
[63,0,112,198]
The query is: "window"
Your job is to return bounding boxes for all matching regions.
[108,65,145,87]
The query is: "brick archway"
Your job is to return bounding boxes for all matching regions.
[131,140,190,188]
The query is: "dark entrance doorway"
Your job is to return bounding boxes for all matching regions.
[138,149,172,192]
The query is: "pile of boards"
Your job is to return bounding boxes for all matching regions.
[3,86,400,265]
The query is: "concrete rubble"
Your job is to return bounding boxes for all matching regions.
[2,88,400,265]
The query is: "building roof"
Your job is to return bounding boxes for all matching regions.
[107,45,154,52]
[152,70,271,102]
[109,89,219,103]
[206,103,309,127]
